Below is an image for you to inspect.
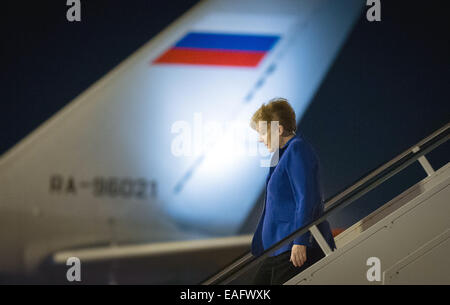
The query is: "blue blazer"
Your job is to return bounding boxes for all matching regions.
[251,134,336,257]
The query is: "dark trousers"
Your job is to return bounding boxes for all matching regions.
[252,246,325,285]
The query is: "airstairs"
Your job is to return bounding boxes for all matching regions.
[201,123,449,285]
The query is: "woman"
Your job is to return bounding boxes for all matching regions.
[249,97,336,285]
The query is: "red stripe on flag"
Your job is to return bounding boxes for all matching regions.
[152,48,267,67]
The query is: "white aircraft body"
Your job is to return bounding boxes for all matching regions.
[0,0,363,283]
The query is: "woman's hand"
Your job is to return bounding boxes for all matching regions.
[290,244,307,267]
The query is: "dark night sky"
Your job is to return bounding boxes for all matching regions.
[297,0,449,227]
[1,1,449,230]
[1,0,200,155]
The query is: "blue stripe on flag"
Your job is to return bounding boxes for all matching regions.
[174,32,280,52]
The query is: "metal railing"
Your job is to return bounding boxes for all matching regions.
[200,123,449,285]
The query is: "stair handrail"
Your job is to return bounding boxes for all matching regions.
[200,123,449,285]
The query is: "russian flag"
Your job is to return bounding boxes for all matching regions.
[153,32,280,67]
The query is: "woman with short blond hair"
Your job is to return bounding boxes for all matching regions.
[250,97,336,285]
